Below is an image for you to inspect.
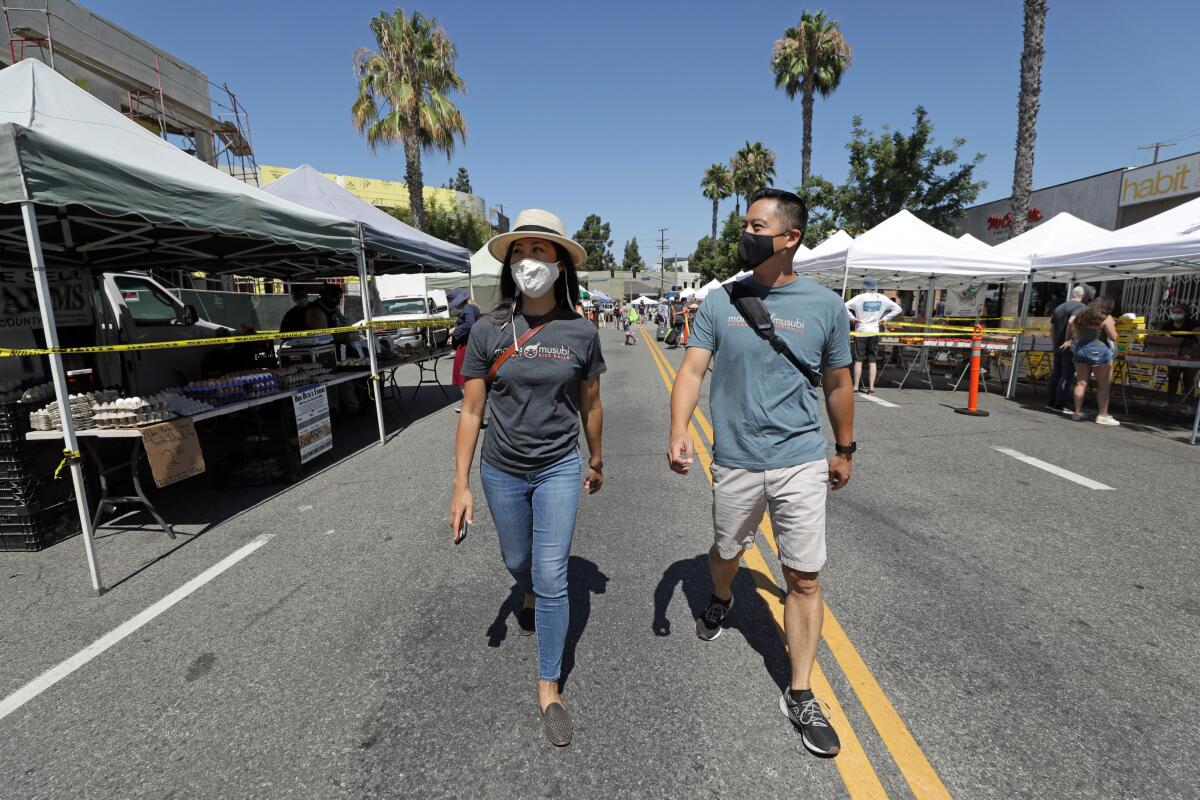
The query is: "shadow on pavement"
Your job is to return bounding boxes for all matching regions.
[653,553,790,690]
[483,556,609,691]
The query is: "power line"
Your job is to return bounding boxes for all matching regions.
[1137,141,1177,164]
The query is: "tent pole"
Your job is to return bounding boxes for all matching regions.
[840,261,850,299]
[923,275,935,321]
[1191,395,1200,445]
[355,224,386,447]
[21,202,102,594]
[1006,274,1034,399]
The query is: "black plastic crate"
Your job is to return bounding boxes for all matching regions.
[0,478,74,513]
[0,502,80,551]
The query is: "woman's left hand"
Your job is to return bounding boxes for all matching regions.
[584,467,603,494]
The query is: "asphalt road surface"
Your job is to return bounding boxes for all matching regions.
[2,327,1198,799]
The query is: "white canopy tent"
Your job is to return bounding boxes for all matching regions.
[792,210,1030,295]
[0,60,362,591]
[958,233,993,250]
[633,296,658,306]
[695,278,723,300]
[1032,195,1200,279]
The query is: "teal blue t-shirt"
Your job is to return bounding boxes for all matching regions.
[689,275,851,470]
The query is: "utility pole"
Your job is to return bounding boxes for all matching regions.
[1137,142,1177,164]
[658,227,668,298]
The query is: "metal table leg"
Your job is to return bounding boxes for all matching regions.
[89,438,174,539]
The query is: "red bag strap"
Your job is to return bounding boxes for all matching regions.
[486,321,549,385]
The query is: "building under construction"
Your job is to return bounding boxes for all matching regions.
[1,0,257,184]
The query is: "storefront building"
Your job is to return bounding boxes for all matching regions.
[959,150,1200,321]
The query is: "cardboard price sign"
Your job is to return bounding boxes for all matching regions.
[140,418,206,487]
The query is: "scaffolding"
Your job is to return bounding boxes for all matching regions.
[1,0,258,184]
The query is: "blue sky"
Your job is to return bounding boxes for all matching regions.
[94,0,1200,262]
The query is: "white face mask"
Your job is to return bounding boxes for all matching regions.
[511,258,561,299]
[1170,313,1186,322]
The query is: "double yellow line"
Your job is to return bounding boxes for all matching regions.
[639,329,952,800]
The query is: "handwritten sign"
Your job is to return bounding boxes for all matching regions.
[140,418,206,488]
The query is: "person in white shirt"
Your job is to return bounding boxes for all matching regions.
[845,278,903,394]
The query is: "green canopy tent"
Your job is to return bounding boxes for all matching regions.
[0,59,362,592]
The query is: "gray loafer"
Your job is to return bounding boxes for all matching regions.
[541,702,572,746]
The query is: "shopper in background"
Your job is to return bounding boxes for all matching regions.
[668,295,687,348]
[1062,295,1120,425]
[451,209,605,747]
[450,290,481,411]
[278,283,312,333]
[1046,285,1094,412]
[845,277,903,394]
[1146,303,1200,400]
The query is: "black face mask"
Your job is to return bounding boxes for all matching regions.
[737,231,780,269]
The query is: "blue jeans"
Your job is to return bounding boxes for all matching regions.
[479,451,581,682]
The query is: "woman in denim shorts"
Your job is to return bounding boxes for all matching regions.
[1061,295,1120,425]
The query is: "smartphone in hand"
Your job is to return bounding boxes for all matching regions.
[454,518,469,545]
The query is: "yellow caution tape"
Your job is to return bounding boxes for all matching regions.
[54,449,81,480]
[0,319,453,358]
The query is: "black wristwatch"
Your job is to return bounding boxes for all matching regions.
[834,442,857,457]
[588,460,604,472]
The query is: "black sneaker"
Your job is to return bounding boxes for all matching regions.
[517,605,535,636]
[780,689,841,756]
[696,595,733,641]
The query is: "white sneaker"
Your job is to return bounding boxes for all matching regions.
[1071,412,1087,421]
[1095,415,1120,426]
[1061,407,1076,415]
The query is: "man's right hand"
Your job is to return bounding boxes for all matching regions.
[667,431,695,474]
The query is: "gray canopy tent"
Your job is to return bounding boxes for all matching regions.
[263,165,469,447]
[0,59,364,592]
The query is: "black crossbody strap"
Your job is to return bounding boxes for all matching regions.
[725,283,822,387]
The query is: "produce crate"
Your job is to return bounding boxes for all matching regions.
[0,500,80,551]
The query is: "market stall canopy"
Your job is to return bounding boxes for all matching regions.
[992,213,1112,282]
[262,165,468,273]
[695,278,723,299]
[958,233,993,249]
[633,296,657,305]
[1031,197,1200,279]
[0,59,359,272]
[792,210,1030,289]
[795,230,854,266]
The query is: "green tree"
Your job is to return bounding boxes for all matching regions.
[573,214,616,273]
[622,238,645,278]
[352,9,467,231]
[801,106,986,234]
[449,166,472,193]
[730,141,776,214]
[700,163,733,240]
[387,198,490,251]
[691,211,743,283]
[1009,0,1047,237]
[771,10,853,186]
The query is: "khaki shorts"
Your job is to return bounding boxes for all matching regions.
[711,459,828,572]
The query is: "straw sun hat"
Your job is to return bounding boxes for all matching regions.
[485,209,588,269]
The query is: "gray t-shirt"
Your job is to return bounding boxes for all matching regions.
[689,276,851,470]
[462,309,606,473]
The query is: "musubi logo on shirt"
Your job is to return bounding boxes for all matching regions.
[727,314,806,334]
[521,343,572,360]
[863,301,882,312]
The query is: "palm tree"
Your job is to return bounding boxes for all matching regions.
[771,10,853,186]
[700,163,733,240]
[731,141,777,214]
[352,9,467,231]
[1009,0,1047,237]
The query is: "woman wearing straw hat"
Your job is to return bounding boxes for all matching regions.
[450,209,606,746]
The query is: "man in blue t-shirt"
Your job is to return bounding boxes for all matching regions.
[669,188,855,758]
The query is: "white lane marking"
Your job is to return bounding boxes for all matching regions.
[858,393,899,408]
[990,447,1115,491]
[0,533,275,723]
